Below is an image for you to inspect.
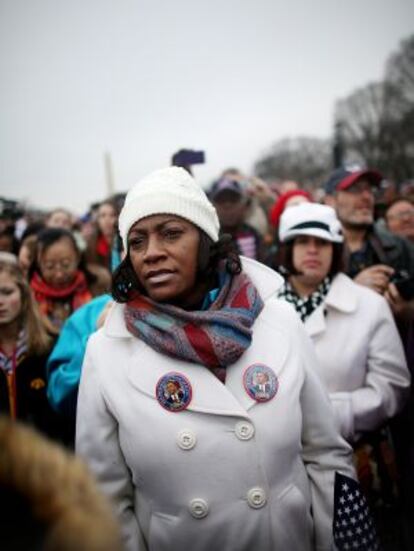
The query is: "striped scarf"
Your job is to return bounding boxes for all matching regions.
[124,270,264,376]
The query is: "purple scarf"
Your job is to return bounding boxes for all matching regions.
[124,270,264,372]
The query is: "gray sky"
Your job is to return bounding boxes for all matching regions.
[1,0,414,214]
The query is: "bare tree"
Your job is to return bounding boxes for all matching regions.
[335,34,414,182]
[254,136,331,189]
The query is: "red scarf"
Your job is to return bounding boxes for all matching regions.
[96,234,111,260]
[30,271,92,328]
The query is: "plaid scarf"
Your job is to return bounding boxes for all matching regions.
[124,270,264,376]
[277,277,331,322]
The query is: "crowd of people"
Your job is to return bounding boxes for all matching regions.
[1,162,414,550]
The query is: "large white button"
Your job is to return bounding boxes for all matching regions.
[235,421,255,441]
[177,429,196,450]
[247,487,267,509]
[189,498,209,519]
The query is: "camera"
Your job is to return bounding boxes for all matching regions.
[390,269,414,301]
[171,149,205,168]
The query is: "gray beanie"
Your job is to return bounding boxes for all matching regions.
[118,167,220,250]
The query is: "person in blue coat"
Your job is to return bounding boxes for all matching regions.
[47,294,113,445]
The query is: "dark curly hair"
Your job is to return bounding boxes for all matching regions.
[277,239,344,278]
[111,231,241,303]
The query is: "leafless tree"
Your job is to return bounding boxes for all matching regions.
[335,34,414,182]
[254,136,331,190]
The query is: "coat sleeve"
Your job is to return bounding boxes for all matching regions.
[47,317,85,418]
[294,314,356,551]
[76,339,146,551]
[333,296,410,441]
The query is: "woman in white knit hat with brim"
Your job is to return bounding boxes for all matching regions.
[76,167,372,551]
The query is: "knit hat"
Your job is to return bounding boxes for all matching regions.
[118,167,220,249]
[269,190,313,227]
[279,203,343,243]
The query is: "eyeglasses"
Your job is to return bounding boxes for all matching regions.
[40,259,78,272]
[387,209,414,221]
[344,180,374,195]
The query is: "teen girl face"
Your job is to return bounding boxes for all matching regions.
[128,215,201,306]
[0,272,22,326]
[38,237,80,289]
[97,203,117,240]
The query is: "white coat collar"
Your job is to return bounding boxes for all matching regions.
[104,256,284,338]
[305,273,358,337]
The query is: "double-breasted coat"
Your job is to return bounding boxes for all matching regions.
[76,258,355,551]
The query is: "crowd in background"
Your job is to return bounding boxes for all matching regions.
[1,162,414,550]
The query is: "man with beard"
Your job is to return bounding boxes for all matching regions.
[324,167,414,317]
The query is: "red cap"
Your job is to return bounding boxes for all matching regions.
[269,190,313,227]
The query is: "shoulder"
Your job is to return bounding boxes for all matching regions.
[328,273,390,318]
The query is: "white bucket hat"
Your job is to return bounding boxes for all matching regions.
[279,203,343,243]
[118,167,220,250]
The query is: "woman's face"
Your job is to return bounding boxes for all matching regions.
[292,235,333,285]
[128,215,201,305]
[0,272,22,327]
[18,244,32,275]
[97,204,117,239]
[38,237,79,289]
[47,210,72,230]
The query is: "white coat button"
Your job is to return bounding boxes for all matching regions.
[235,421,255,441]
[189,498,209,519]
[247,487,267,509]
[177,429,196,450]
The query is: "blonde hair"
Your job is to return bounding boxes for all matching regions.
[0,260,52,355]
[0,417,122,550]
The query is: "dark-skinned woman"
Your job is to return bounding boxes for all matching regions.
[76,167,374,551]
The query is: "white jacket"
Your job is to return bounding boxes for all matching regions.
[76,258,355,551]
[304,273,410,443]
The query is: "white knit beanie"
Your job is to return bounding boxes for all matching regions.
[119,167,220,249]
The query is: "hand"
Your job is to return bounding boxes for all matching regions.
[247,177,277,207]
[353,264,394,295]
[384,283,414,321]
[96,301,114,329]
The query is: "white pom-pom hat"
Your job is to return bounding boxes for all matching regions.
[279,203,343,243]
[118,167,220,250]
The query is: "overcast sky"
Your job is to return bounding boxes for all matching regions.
[1,0,414,214]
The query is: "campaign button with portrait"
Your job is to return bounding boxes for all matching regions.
[243,364,279,403]
[156,372,192,412]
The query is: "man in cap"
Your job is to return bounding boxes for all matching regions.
[209,177,265,261]
[324,166,414,321]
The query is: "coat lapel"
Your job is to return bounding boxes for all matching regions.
[305,273,358,337]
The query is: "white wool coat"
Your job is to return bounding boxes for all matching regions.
[76,258,355,551]
[304,273,410,443]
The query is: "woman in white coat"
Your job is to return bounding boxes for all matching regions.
[76,168,373,551]
[277,203,410,515]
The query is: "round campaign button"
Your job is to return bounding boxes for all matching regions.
[156,372,192,412]
[243,364,278,403]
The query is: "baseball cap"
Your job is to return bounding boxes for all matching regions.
[209,178,245,201]
[324,167,382,195]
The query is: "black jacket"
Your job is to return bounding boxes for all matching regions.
[0,352,62,439]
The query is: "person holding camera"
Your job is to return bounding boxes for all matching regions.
[323,167,414,321]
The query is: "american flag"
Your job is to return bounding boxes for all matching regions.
[333,472,380,551]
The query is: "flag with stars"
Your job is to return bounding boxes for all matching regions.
[333,472,380,551]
